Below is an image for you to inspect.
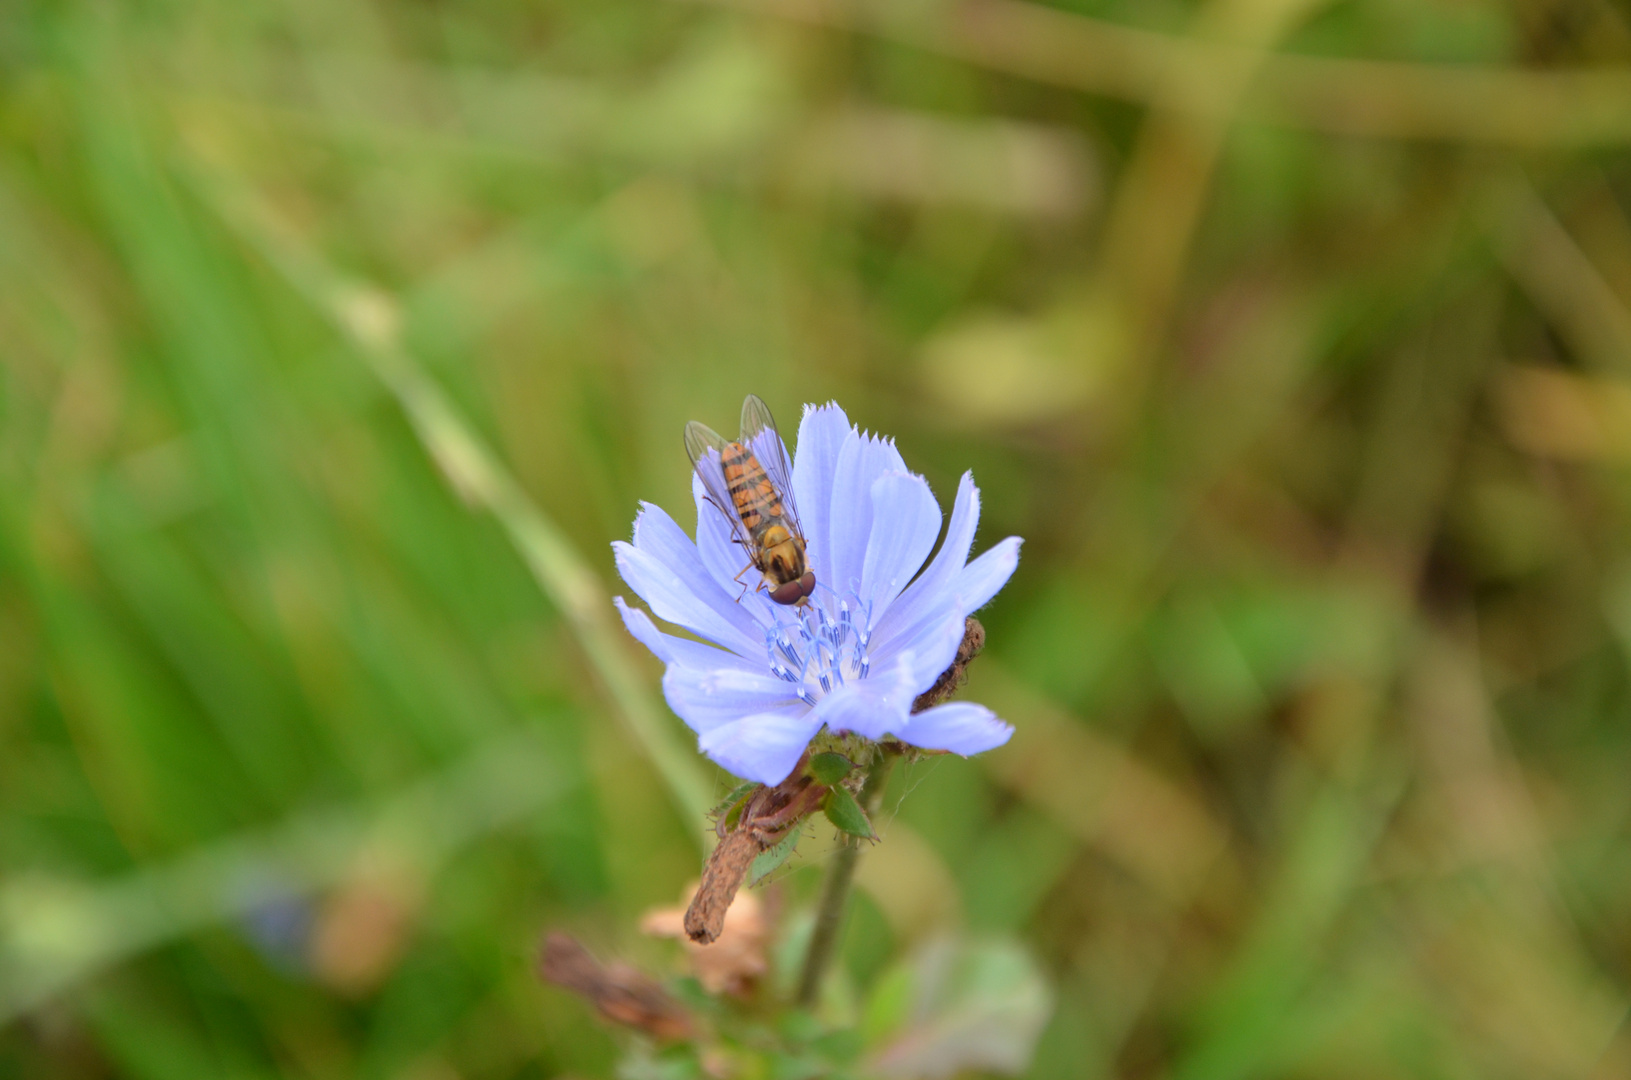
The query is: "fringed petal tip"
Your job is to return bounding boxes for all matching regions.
[899,702,1014,756]
[801,400,849,421]
[956,536,1022,615]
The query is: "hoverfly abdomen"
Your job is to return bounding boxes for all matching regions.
[719,442,786,536]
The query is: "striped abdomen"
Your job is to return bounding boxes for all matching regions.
[721,442,787,539]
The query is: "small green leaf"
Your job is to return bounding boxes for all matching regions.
[713,782,759,832]
[711,781,758,817]
[806,752,854,786]
[823,788,875,840]
[749,829,800,885]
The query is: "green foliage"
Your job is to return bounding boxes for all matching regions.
[714,781,760,832]
[822,789,876,842]
[806,752,855,787]
[749,828,801,886]
[3,0,1631,1077]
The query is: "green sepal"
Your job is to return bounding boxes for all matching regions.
[748,828,800,885]
[823,788,875,840]
[806,752,854,787]
[711,782,757,815]
[712,782,759,831]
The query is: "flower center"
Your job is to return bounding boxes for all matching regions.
[763,595,873,705]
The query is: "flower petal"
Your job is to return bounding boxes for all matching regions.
[615,597,762,673]
[825,431,908,597]
[870,592,968,693]
[905,602,972,692]
[698,710,827,784]
[614,543,758,658]
[663,664,804,734]
[615,502,764,655]
[872,472,980,646]
[617,595,675,662]
[809,652,918,739]
[899,702,1014,756]
[860,471,942,615]
[691,474,779,625]
[791,403,851,587]
[955,536,1022,614]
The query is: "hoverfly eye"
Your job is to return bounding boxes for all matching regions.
[768,579,805,605]
[798,571,815,599]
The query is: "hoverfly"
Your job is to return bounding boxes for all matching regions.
[685,395,816,606]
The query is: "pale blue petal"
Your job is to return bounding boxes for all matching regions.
[811,685,899,741]
[663,664,804,734]
[825,431,908,598]
[698,710,827,784]
[902,605,971,692]
[871,472,980,646]
[619,502,765,653]
[809,652,918,739]
[791,403,851,587]
[869,593,967,692]
[859,471,941,615]
[613,542,761,658]
[955,536,1022,614]
[691,474,779,625]
[899,702,1014,756]
[615,597,762,674]
[616,595,675,662]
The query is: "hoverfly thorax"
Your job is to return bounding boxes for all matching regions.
[685,395,816,606]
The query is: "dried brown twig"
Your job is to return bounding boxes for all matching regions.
[537,933,696,1041]
[685,763,827,943]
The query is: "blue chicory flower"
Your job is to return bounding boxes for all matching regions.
[612,401,1021,786]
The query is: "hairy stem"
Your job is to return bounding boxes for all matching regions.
[795,749,896,1007]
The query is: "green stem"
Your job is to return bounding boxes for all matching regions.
[795,748,897,1007]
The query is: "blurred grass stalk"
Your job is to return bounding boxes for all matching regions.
[167,61,1096,225]
[0,730,558,1025]
[174,143,714,834]
[678,0,1631,146]
[0,115,717,1024]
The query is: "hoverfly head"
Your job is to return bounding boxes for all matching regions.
[768,570,816,606]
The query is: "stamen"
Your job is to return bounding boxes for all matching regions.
[757,598,874,707]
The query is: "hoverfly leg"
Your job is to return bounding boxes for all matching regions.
[731,561,758,603]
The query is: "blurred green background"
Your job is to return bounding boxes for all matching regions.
[8,0,1631,1076]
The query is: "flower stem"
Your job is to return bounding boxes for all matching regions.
[795,748,897,1007]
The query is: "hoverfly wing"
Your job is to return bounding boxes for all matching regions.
[683,419,728,467]
[684,419,754,548]
[738,394,802,536]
